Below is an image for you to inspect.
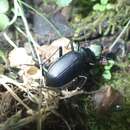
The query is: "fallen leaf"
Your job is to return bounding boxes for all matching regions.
[38,37,71,64]
[93,86,123,112]
[18,66,41,86]
[25,66,41,79]
[8,47,34,68]
[51,37,70,48]
[26,66,39,75]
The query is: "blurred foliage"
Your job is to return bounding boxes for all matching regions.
[0,0,10,31]
[0,0,9,13]
[44,0,72,7]
[1,0,130,130]
[72,0,130,41]
[102,60,115,80]
[93,0,115,12]
[55,63,130,130]
[72,0,98,16]
[83,61,130,130]
[107,68,130,104]
[55,0,72,7]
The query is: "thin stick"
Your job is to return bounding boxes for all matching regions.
[1,83,31,111]
[51,110,71,130]
[60,88,106,99]
[17,1,42,70]
[44,47,59,63]
[109,20,130,51]
[17,2,44,130]
[0,75,39,106]
[0,109,53,130]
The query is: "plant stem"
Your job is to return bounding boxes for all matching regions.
[17,0,42,70]
[19,0,62,37]
[3,32,17,48]
[17,1,46,130]
[8,0,18,26]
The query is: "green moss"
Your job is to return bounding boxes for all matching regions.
[80,61,130,130]
[72,0,130,41]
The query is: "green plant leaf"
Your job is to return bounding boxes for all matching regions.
[93,3,101,11]
[0,14,9,31]
[99,4,106,12]
[103,60,114,80]
[0,0,9,13]
[102,70,112,80]
[0,49,6,63]
[100,0,108,5]
[128,53,130,59]
[108,60,115,66]
[55,0,72,7]
[104,60,114,70]
[106,3,114,10]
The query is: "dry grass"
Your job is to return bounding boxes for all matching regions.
[0,75,60,130]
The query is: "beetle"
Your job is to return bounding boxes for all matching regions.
[43,44,103,88]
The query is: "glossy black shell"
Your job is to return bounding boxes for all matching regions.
[45,51,84,87]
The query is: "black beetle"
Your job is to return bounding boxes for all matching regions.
[43,44,102,88]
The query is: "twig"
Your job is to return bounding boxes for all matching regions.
[51,110,71,130]
[16,3,46,130]
[109,20,130,51]
[1,83,31,111]
[0,75,40,106]
[17,1,42,68]
[60,88,105,99]
[0,107,54,130]
[12,112,50,129]
[44,47,59,63]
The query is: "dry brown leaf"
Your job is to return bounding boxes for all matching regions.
[8,47,34,68]
[51,37,70,48]
[93,86,123,112]
[18,66,41,86]
[38,37,71,64]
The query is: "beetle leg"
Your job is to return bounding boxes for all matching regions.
[78,75,87,89]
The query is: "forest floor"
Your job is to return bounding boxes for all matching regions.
[0,0,130,130]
